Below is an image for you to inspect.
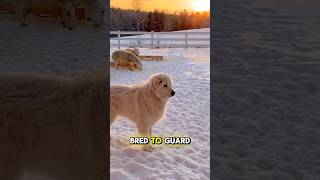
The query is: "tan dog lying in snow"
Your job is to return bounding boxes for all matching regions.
[111,49,142,71]
[110,73,175,150]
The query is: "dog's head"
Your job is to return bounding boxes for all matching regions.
[150,73,175,100]
[126,48,139,56]
[133,47,139,56]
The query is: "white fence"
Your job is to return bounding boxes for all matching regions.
[110,30,210,49]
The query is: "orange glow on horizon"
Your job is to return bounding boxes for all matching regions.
[111,0,210,13]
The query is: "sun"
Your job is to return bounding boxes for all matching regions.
[191,0,210,12]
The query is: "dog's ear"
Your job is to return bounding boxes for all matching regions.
[151,75,162,89]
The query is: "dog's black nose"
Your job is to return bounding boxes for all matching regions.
[171,91,175,96]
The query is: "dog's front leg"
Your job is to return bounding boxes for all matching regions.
[128,62,134,71]
[137,125,154,151]
[147,127,156,151]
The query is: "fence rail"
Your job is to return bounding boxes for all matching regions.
[110,30,210,49]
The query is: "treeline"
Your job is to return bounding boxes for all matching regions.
[110,8,210,31]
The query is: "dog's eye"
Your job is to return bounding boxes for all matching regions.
[164,84,167,87]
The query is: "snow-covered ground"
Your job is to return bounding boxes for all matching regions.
[0,14,107,73]
[213,0,320,179]
[110,47,210,180]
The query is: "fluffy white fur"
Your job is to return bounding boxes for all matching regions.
[110,73,175,150]
[0,71,108,180]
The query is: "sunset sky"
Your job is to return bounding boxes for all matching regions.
[110,0,210,13]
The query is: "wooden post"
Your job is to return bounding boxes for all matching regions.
[151,31,154,49]
[117,30,120,49]
[185,32,188,49]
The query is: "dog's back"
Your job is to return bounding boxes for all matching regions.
[0,71,108,180]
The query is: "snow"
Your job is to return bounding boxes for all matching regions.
[0,14,107,73]
[213,0,320,179]
[110,47,210,179]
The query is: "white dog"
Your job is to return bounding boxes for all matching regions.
[110,73,175,150]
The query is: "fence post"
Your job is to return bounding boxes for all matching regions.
[151,31,154,49]
[117,30,120,49]
[157,32,160,48]
[185,32,188,49]
[137,30,140,47]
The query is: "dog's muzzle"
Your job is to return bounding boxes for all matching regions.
[171,90,175,97]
